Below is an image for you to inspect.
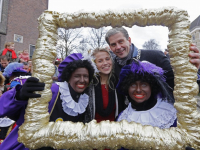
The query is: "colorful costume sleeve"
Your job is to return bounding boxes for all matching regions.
[0,83,59,150]
[0,86,27,125]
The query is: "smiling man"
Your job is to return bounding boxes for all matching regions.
[105,27,200,90]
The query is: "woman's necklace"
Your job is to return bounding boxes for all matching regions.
[100,76,108,90]
[104,84,107,90]
[101,84,108,90]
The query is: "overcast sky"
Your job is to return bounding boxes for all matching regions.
[48,0,200,51]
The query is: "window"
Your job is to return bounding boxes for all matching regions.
[29,45,35,59]
[14,34,23,43]
[0,0,3,22]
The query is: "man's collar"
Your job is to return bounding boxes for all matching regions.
[132,44,137,57]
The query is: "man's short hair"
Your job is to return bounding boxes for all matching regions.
[105,27,129,45]
[0,55,10,62]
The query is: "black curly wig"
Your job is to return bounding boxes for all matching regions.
[119,71,174,104]
[60,59,94,83]
[120,72,159,96]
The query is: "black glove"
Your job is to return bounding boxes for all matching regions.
[16,77,45,101]
[186,147,195,150]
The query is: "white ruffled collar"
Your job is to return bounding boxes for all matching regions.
[117,98,177,129]
[55,81,89,116]
[0,117,15,127]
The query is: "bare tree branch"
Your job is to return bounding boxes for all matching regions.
[142,39,161,50]
[56,28,83,59]
[86,27,108,49]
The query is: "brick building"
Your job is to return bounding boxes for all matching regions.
[190,15,200,51]
[0,0,48,58]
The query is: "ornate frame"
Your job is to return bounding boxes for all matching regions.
[18,7,200,149]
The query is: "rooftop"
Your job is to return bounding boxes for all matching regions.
[190,15,200,31]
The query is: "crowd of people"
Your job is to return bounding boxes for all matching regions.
[0,42,32,146]
[0,27,199,150]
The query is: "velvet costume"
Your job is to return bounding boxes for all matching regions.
[0,83,92,150]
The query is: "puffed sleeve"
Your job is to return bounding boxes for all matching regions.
[0,85,27,125]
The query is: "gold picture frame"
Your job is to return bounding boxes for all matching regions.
[18,7,200,149]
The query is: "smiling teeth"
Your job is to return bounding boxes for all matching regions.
[135,95,143,97]
[78,85,84,88]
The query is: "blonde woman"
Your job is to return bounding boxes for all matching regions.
[86,48,124,123]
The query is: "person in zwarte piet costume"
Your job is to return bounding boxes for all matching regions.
[116,60,177,129]
[116,61,196,150]
[0,53,95,150]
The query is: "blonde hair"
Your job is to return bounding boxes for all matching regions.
[92,47,115,90]
[0,72,5,85]
[4,42,14,48]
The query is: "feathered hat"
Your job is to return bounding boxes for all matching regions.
[3,62,27,78]
[58,52,98,81]
[116,59,174,102]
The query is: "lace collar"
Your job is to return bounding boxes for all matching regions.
[0,117,15,127]
[117,98,177,129]
[55,81,89,116]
